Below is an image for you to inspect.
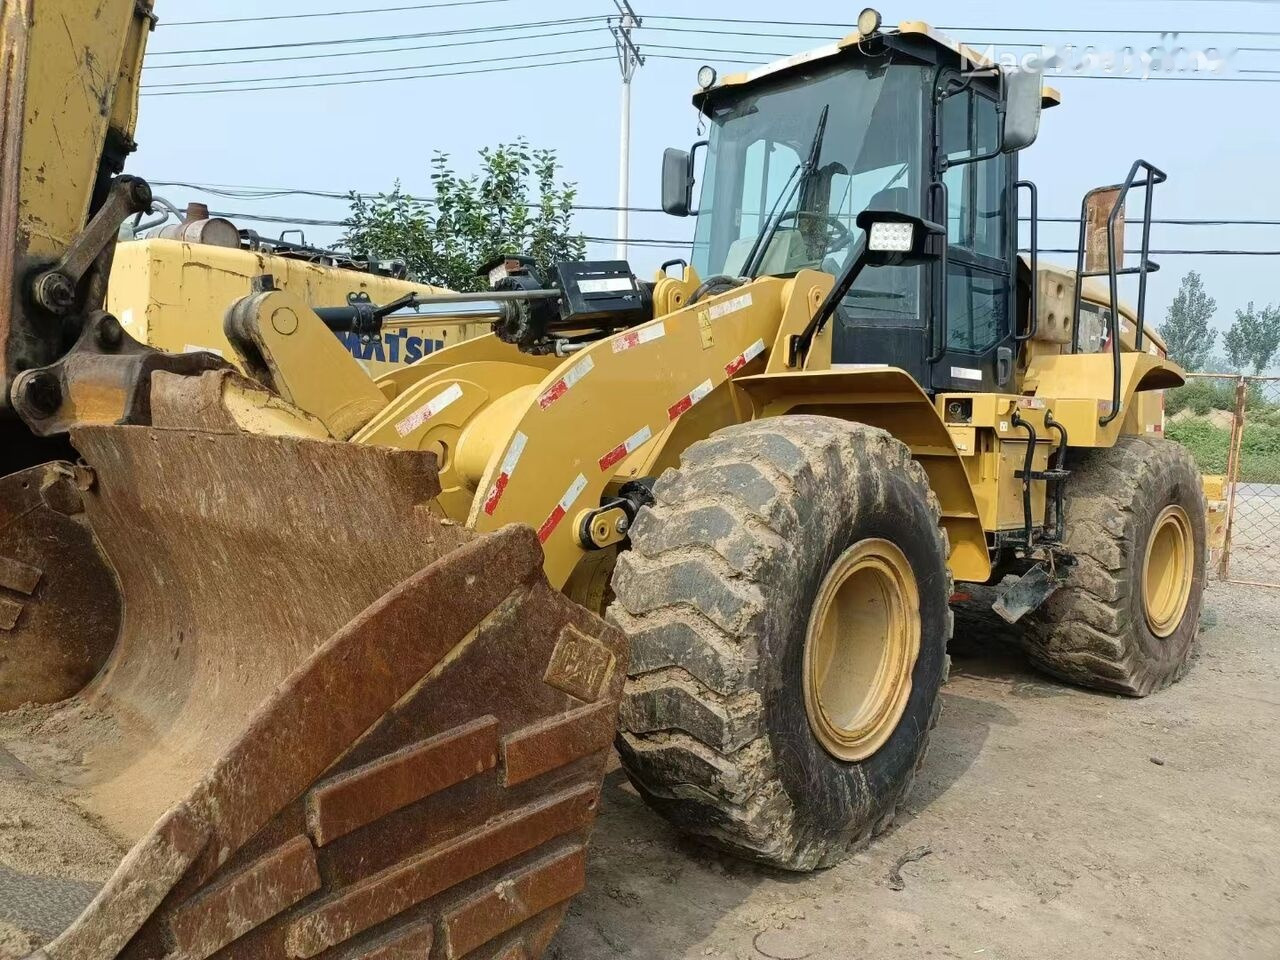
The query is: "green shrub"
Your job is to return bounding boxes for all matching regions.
[1165,417,1280,483]
[1166,420,1232,474]
[1166,379,1238,417]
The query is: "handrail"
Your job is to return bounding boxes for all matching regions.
[1015,179,1038,342]
[1069,159,1167,426]
[926,179,950,364]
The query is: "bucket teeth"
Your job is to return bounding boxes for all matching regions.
[0,425,625,960]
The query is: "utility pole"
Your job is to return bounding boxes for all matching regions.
[610,1,643,262]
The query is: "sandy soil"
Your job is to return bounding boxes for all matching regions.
[552,582,1280,960]
[0,702,128,960]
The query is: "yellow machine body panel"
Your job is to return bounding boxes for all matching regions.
[106,238,491,377]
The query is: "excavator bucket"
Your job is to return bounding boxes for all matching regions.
[0,382,624,960]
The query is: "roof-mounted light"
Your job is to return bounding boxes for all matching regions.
[696,65,718,90]
[857,8,883,38]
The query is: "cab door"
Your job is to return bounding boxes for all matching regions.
[929,85,1018,394]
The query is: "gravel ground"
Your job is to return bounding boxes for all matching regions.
[552,581,1280,960]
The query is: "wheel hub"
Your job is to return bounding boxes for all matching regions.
[802,539,921,762]
[1143,504,1194,638]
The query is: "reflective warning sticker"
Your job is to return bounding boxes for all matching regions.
[396,383,464,437]
[538,473,589,543]
[951,367,983,382]
[481,431,529,516]
[707,293,753,320]
[613,322,667,353]
[538,355,596,410]
[724,339,767,377]
[599,425,654,472]
[667,379,714,421]
[579,277,635,294]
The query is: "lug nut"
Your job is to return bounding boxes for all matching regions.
[33,272,76,315]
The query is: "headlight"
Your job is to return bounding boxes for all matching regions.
[857,8,883,38]
[868,220,915,253]
[697,65,718,90]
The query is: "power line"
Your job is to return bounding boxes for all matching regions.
[143,23,1280,73]
[141,26,608,70]
[154,181,1280,227]
[644,25,1280,54]
[141,54,619,97]
[164,0,522,27]
[143,45,615,89]
[145,16,604,57]
[1031,249,1280,256]
[645,14,1280,38]
[204,208,1280,254]
[651,51,1280,82]
[152,180,664,211]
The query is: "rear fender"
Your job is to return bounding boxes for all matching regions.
[734,367,991,583]
[1026,351,1186,447]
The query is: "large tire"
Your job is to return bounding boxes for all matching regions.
[1022,436,1207,697]
[608,417,952,871]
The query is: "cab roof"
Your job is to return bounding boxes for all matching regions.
[698,19,1062,110]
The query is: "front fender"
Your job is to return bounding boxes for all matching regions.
[734,368,991,584]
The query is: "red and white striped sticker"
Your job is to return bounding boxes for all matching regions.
[599,425,654,472]
[395,383,464,438]
[481,431,528,516]
[667,379,714,421]
[538,473,589,543]
[612,322,667,353]
[724,338,766,377]
[538,355,596,410]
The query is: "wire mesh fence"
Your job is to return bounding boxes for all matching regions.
[1167,373,1280,587]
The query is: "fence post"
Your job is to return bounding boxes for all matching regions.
[1218,376,1249,581]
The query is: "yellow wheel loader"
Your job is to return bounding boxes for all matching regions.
[1,3,1205,959]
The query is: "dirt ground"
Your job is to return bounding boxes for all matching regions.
[552,581,1280,960]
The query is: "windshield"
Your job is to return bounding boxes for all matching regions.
[691,60,926,321]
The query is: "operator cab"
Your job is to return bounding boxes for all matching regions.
[662,16,1049,395]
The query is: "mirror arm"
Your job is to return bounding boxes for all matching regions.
[788,238,870,368]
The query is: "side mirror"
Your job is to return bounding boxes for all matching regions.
[661,148,694,217]
[661,141,708,217]
[856,210,946,267]
[1001,62,1044,153]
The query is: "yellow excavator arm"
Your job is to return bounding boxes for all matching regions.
[0,0,155,409]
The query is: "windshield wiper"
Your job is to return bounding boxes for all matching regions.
[741,104,830,280]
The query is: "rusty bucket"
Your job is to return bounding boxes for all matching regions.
[0,421,623,960]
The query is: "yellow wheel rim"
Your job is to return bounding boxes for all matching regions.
[802,539,921,763]
[1143,504,1194,638]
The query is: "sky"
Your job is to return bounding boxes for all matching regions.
[132,0,1280,346]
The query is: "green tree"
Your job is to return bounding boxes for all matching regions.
[1157,271,1217,371]
[1224,301,1280,375]
[343,139,585,292]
